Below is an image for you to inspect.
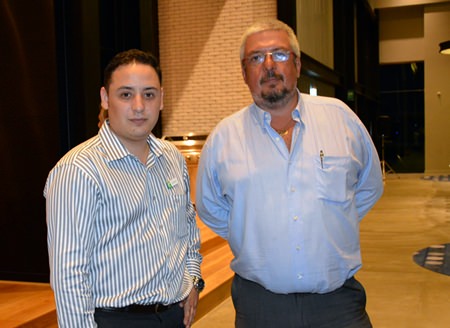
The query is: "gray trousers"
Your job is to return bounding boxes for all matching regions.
[231,274,372,328]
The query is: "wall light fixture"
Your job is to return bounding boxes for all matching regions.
[439,40,450,55]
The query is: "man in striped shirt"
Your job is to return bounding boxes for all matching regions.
[44,49,203,327]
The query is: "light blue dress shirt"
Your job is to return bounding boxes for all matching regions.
[196,91,383,294]
[44,122,201,327]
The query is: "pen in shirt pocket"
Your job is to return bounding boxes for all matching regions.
[320,150,324,169]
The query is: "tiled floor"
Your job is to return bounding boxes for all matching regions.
[193,174,450,328]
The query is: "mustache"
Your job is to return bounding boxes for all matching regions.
[260,70,284,84]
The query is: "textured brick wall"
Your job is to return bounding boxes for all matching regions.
[158,0,276,136]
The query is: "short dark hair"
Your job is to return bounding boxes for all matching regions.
[103,49,162,90]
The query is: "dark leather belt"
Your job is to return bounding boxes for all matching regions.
[96,302,176,314]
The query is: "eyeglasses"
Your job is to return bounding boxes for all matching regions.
[244,50,291,66]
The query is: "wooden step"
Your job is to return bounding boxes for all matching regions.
[194,216,235,320]
[197,217,228,255]
[197,242,234,320]
[0,220,234,327]
[0,281,57,328]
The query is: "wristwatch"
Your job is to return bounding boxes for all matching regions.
[192,276,205,293]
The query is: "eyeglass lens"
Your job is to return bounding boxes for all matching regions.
[247,51,290,65]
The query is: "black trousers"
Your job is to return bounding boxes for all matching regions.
[94,304,184,328]
[231,274,372,328]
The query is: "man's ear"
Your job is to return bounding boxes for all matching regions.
[100,87,109,110]
[242,64,248,84]
[160,87,164,111]
[295,57,301,78]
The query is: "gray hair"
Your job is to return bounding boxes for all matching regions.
[239,19,301,62]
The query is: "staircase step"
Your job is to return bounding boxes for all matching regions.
[0,221,234,326]
[0,281,57,327]
[197,218,228,256]
[196,241,234,320]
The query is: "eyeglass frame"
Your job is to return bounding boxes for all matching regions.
[242,49,293,67]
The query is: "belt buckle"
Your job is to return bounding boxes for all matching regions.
[154,303,161,313]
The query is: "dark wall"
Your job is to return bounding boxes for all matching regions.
[379,62,425,172]
[334,0,380,134]
[0,0,60,281]
[0,0,159,282]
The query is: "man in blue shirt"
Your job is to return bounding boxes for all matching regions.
[196,19,383,327]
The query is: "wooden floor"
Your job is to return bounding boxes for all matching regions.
[0,281,57,327]
[0,218,233,327]
[193,174,450,328]
[2,174,449,327]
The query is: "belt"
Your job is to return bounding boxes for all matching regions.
[95,302,177,314]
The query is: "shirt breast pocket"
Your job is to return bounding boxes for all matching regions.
[315,155,356,203]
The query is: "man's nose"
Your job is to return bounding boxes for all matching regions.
[133,95,144,111]
[263,53,276,68]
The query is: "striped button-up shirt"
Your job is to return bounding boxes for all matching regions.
[44,122,201,327]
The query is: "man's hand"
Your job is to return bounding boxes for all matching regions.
[179,288,199,328]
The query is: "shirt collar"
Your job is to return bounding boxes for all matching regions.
[99,120,163,162]
[250,89,303,129]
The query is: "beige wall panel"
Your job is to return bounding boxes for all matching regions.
[158,0,276,136]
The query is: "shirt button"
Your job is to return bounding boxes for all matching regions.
[293,215,298,221]
[296,245,301,251]
[290,187,296,192]
[297,273,303,279]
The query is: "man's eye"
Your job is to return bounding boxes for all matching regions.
[272,51,289,61]
[144,92,156,99]
[249,53,264,64]
[120,92,131,99]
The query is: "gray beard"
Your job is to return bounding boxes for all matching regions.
[260,87,290,109]
[262,88,288,103]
